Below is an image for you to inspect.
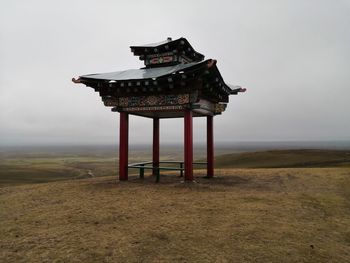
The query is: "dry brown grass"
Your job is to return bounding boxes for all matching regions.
[1,168,350,262]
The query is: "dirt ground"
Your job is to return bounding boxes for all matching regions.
[1,168,350,262]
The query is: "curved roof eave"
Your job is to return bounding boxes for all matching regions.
[79,60,209,82]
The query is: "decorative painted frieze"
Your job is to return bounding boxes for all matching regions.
[214,103,227,114]
[123,105,184,112]
[145,52,176,66]
[119,94,190,107]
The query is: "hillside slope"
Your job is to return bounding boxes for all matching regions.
[214,149,350,168]
[1,167,350,262]
[2,149,350,186]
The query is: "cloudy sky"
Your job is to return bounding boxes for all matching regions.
[0,0,349,146]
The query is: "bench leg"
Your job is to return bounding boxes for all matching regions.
[140,166,144,179]
[156,169,160,183]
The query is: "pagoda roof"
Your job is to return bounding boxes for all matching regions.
[130,37,205,62]
[131,39,173,48]
[72,38,246,118]
[78,59,243,96]
[81,60,206,81]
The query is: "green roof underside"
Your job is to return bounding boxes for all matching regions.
[80,60,206,81]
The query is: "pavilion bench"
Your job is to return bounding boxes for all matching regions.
[128,161,207,182]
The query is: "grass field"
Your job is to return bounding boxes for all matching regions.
[1,149,349,186]
[214,149,350,168]
[1,149,350,262]
[0,145,239,187]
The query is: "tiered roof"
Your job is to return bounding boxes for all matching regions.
[72,37,245,118]
[130,37,205,67]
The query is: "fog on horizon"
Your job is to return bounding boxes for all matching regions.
[1,0,349,147]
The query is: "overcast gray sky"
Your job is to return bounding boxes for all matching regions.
[0,0,349,146]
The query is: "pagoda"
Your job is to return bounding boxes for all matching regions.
[72,37,245,182]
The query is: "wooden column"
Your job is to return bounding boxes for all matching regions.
[184,109,193,181]
[152,118,160,176]
[119,112,129,180]
[207,115,214,177]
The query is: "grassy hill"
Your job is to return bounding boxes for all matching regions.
[1,166,350,262]
[214,149,350,168]
[1,149,350,261]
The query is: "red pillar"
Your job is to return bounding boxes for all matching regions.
[152,118,160,176]
[119,112,129,180]
[184,109,193,181]
[207,115,214,177]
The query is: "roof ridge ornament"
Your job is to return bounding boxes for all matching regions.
[207,59,217,68]
[72,77,81,83]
